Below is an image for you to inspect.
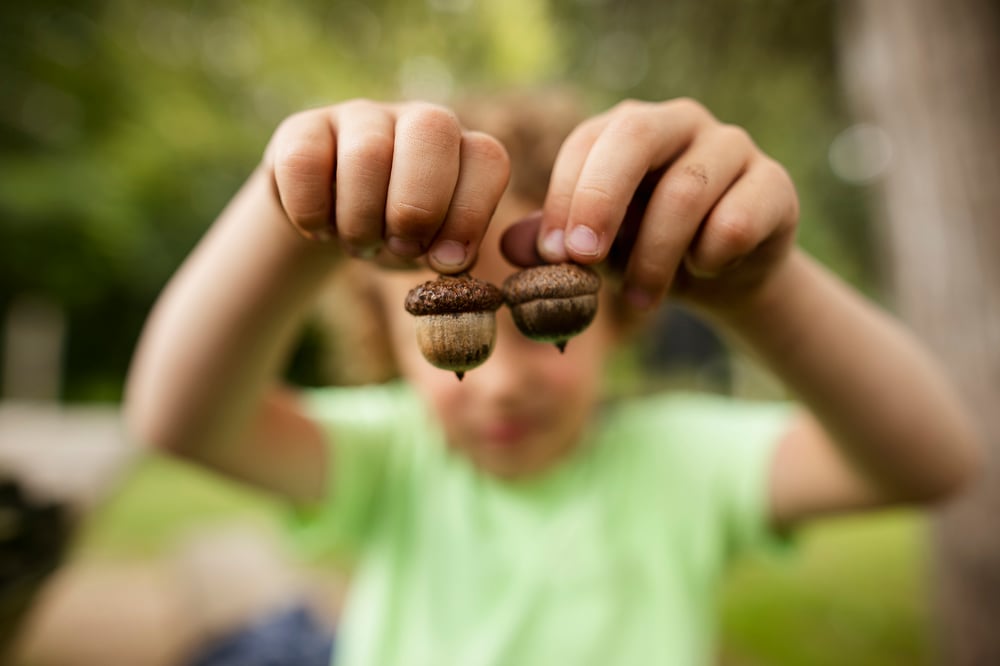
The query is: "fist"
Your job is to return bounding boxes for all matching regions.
[264,100,510,273]
[504,98,800,312]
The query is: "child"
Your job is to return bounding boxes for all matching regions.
[124,93,981,665]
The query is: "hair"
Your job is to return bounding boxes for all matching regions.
[313,88,640,385]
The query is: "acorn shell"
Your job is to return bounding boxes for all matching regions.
[502,264,601,349]
[405,274,503,316]
[405,274,503,379]
[413,311,497,375]
[501,263,601,305]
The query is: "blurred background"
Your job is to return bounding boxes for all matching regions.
[2,0,997,664]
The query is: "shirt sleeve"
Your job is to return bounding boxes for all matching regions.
[640,392,796,561]
[286,382,415,560]
[703,397,796,559]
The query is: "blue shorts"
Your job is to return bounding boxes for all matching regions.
[186,603,334,666]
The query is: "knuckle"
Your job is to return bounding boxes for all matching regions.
[606,109,655,140]
[709,208,757,255]
[573,182,618,232]
[612,98,647,114]
[463,131,510,168]
[273,110,311,138]
[660,173,707,214]
[402,103,462,146]
[342,132,394,174]
[337,98,379,117]
[286,201,329,230]
[274,143,324,179]
[669,97,711,121]
[627,256,672,293]
[387,200,441,234]
[716,123,754,150]
[577,181,617,213]
[445,200,489,232]
[761,158,801,225]
[544,190,574,219]
[776,164,801,222]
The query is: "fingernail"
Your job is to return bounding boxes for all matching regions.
[387,236,422,258]
[541,229,566,260]
[429,240,467,268]
[625,286,654,310]
[567,226,600,257]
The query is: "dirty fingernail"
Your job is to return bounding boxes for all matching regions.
[430,240,467,268]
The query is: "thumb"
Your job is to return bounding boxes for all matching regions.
[499,210,546,267]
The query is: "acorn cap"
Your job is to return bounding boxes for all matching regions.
[501,263,601,305]
[404,274,503,316]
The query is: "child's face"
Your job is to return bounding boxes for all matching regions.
[377,196,617,479]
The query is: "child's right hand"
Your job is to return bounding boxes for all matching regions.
[263,101,511,274]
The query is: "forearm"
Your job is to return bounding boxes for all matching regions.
[124,167,339,457]
[707,249,980,501]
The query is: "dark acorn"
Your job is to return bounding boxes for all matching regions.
[501,263,601,352]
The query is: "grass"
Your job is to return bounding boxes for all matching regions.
[720,513,932,665]
[76,455,933,665]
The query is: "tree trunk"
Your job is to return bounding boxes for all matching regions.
[837,1,1000,663]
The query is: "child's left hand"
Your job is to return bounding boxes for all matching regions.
[503,98,799,314]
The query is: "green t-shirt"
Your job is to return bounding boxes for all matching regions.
[293,382,792,666]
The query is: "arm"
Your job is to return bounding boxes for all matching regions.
[513,97,982,529]
[124,102,509,503]
[705,250,981,528]
[124,168,337,503]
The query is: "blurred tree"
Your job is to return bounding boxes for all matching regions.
[838,1,1000,663]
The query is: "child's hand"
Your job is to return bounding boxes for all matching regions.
[511,98,800,313]
[264,101,510,273]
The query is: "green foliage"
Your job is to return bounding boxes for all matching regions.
[1,0,874,400]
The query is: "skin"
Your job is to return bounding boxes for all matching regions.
[375,195,616,480]
[124,98,983,530]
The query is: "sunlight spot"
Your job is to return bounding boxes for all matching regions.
[829,123,893,184]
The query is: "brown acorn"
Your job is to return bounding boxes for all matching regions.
[404,274,504,380]
[502,263,601,352]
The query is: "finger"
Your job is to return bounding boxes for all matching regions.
[562,99,711,266]
[384,103,462,258]
[622,123,755,308]
[269,109,336,238]
[427,131,510,274]
[537,116,607,262]
[500,210,545,267]
[332,101,395,256]
[685,157,799,277]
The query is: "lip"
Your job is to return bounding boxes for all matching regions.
[479,416,539,447]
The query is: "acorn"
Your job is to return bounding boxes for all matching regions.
[502,263,601,352]
[404,273,504,380]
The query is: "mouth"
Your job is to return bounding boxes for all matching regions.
[479,415,541,447]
